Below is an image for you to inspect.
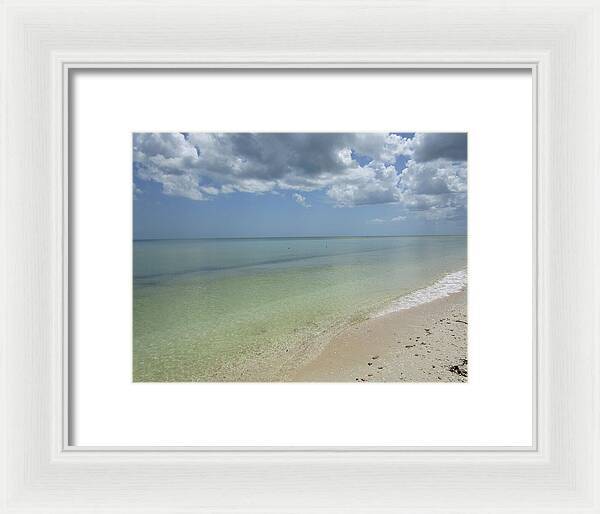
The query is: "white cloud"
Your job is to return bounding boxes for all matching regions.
[133,132,197,160]
[326,161,400,206]
[394,157,467,221]
[369,215,407,224]
[133,132,467,222]
[399,159,467,195]
[293,193,311,208]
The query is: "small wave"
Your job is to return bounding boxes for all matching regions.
[372,269,467,318]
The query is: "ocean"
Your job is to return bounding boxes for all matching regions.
[133,236,467,381]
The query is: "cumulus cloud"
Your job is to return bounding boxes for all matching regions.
[133,132,467,222]
[326,161,400,206]
[293,193,311,208]
[399,159,465,195]
[411,133,468,162]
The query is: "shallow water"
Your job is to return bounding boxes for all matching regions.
[133,236,467,381]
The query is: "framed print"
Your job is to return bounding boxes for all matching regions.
[130,131,469,385]
[2,0,600,513]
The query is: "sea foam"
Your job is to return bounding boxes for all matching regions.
[372,269,467,318]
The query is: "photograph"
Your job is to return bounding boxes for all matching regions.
[132,132,468,382]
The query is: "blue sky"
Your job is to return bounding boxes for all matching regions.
[133,132,467,239]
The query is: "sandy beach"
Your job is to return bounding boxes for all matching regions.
[286,288,468,382]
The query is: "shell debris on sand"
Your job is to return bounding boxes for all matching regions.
[287,288,468,382]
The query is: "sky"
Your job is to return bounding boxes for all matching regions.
[133,132,467,239]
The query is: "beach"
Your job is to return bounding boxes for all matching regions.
[287,288,467,382]
[133,236,467,382]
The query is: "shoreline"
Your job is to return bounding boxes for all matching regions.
[134,270,468,382]
[284,288,468,382]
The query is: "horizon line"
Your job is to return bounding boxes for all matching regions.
[133,234,467,242]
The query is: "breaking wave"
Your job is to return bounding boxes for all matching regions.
[373,269,467,318]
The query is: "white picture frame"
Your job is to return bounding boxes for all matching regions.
[1,0,599,512]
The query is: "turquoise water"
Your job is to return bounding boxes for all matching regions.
[133,236,467,382]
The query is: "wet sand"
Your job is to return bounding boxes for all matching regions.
[286,289,468,382]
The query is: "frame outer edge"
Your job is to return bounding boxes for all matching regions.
[592,6,600,513]
[3,0,600,512]
[0,0,8,511]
